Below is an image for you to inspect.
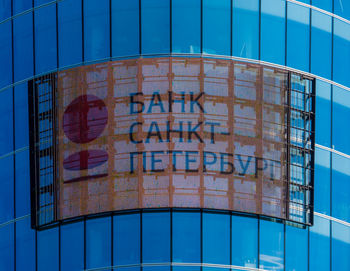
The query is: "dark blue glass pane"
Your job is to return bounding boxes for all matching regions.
[314,148,330,215]
[332,221,350,270]
[203,213,230,265]
[0,156,14,224]
[287,3,309,72]
[86,217,111,269]
[0,89,13,156]
[261,0,285,65]
[315,80,331,147]
[14,83,29,149]
[172,0,200,54]
[58,0,82,67]
[335,0,350,21]
[312,0,332,12]
[16,217,35,271]
[13,13,34,82]
[61,222,84,270]
[259,220,284,271]
[203,0,230,55]
[332,154,350,222]
[114,213,140,265]
[112,0,139,57]
[333,19,350,87]
[35,0,52,6]
[37,227,59,271]
[232,0,259,59]
[0,21,12,89]
[15,150,30,217]
[0,0,11,21]
[34,5,57,75]
[13,0,32,15]
[141,0,170,55]
[84,0,110,62]
[173,212,200,264]
[311,11,332,79]
[285,225,308,271]
[232,215,258,268]
[310,216,330,271]
[0,224,14,270]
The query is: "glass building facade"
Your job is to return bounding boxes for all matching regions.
[0,0,349,270]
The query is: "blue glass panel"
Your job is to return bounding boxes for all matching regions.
[58,0,82,67]
[285,225,308,271]
[311,11,331,79]
[0,89,13,156]
[84,0,110,62]
[232,215,258,268]
[142,212,170,271]
[314,148,330,215]
[61,222,84,270]
[332,221,350,270]
[141,0,170,55]
[15,150,30,217]
[259,219,284,271]
[232,0,259,59]
[35,0,52,7]
[309,216,330,271]
[13,0,32,15]
[13,13,34,82]
[0,224,14,271]
[14,83,29,149]
[114,213,140,268]
[34,5,57,75]
[333,19,350,87]
[261,0,285,65]
[0,156,14,224]
[0,0,11,21]
[203,0,230,55]
[287,3,309,72]
[315,80,331,147]
[335,0,350,21]
[37,227,59,271]
[16,217,35,271]
[312,0,332,12]
[332,154,350,222]
[86,217,111,269]
[112,0,139,57]
[0,21,12,89]
[172,0,200,54]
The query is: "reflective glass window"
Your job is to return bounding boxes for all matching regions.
[259,219,284,271]
[332,154,350,222]
[0,156,13,224]
[35,0,52,7]
[232,0,259,59]
[34,5,57,75]
[332,221,350,270]
[311,11,332,79]
[333,19,350,87]
[287,3,309,72]
[141,0,170,54]
[312,0,332,12]
[84,0,110,62]
[61,222,84,270]
[14,83,29,149]
[37,227,59,271]
[203,0,230,55]
[13,12,34,82]
[58,0,82,67]
[112,0,139,57]
[142,212,170,271]
[0,89,13,156]
[86,217,112,269]
[13,0,32,15]
[310,216,330,271]
[232,215,258,268]
[335,0,350,21]
[0,21,12,89]
[315,80,331,147]
[172,0,200,54]
[0,224,14,271]
[285,225,308,271]
[314,148,330,215]
[113,213,140,269]
[0,0,11,21]
[15,150,30,217]
[16,217,35,271]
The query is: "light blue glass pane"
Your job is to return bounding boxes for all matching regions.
[203,213,230,265]
[232,215,258,268]
[114,213,140,265]
[58,0,82,67]
[310,216,330,271]
[112,0,139,57]
[332,221,350,270]
[86,217,111,269]
[335,0,350,20]
[332,154,350,222]
[0,89,13,156]
[61,222,84,270]
[172,0,200,54]
[0,224,14,271]
[232,0,259,59]
[173,267,200,271]
[35,5,57,74]
[141,0,170,54]
[315,80,331,146]
[287,3,309,72]
[285,225,308,271]
[84,0,110,62]
[259,220,284,271]
[16,217,35,271]
[311,11,331,79]
[314,148,330,215]
[15,150,30,217]
[0,21,12,89]
[333,19,350,87]
[13,0,32,15]
[0,155,14,224]
[37,227,59,271]
[261,0,285,65]
[312,0,332,12]
[203,0,230,55]
[0,0,11,21]
[13,13,34,82]
[173,212,200,263]
[14,83,29,149]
